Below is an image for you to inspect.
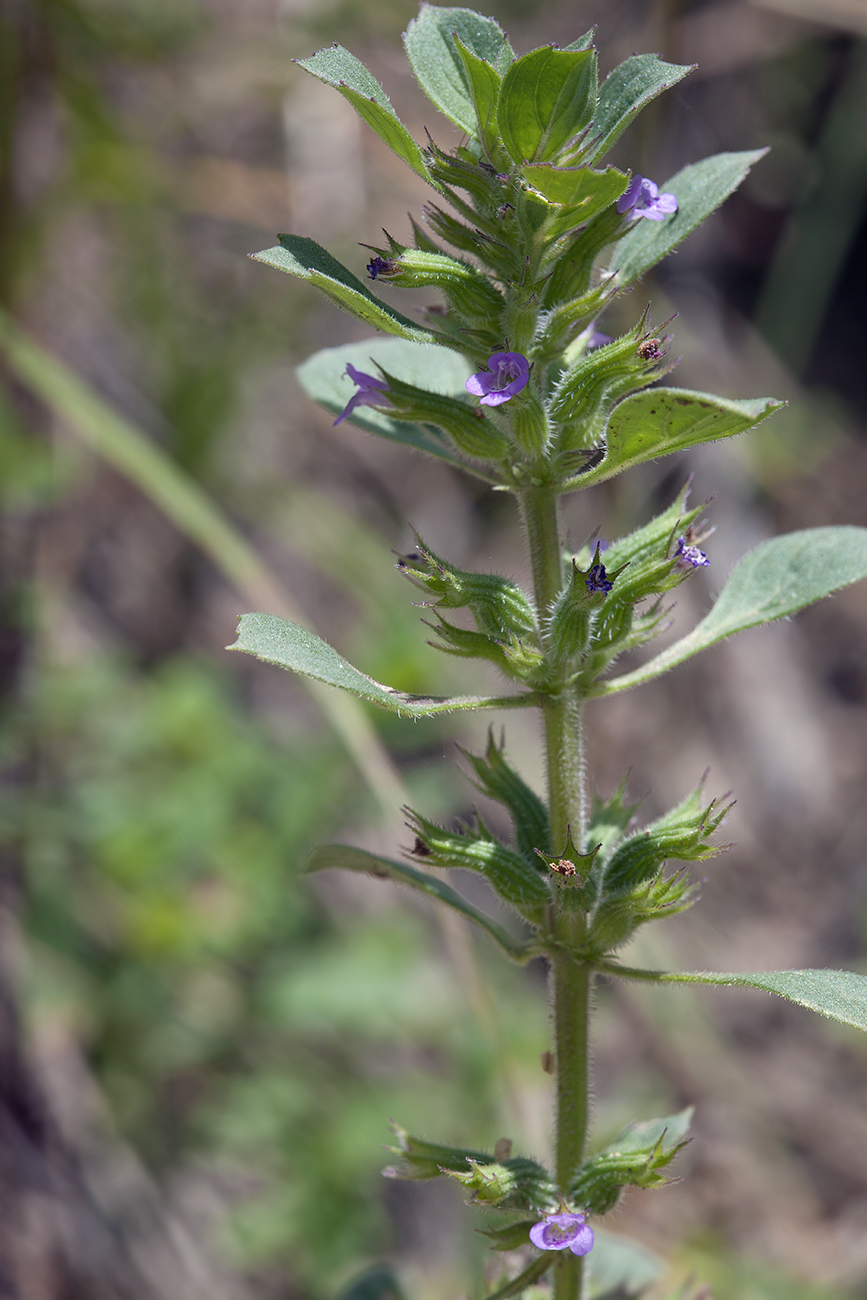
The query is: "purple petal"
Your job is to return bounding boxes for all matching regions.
[654,191,678,214]
[345,364,389,392]
[465,372,496,397]
[568,1224,595,1257]
[616,174,643,214]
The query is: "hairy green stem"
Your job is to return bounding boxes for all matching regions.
[520,485,591,1300]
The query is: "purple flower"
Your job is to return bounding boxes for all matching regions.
[616,174,678,223]
[586,562,613,594]
[465,351,530,407]
[587,329,613,350]
[333,364,391,426]
[529,1213,594,1257]
[675,536,710,569]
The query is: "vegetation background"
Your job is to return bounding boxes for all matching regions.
[2,0,867,1296]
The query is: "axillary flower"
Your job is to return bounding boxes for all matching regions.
[529,1212,594,1256]
[465,351,530,407]
[333,364,392,425]
[617,174,678,222]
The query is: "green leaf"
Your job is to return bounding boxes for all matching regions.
[589,53,695,161]
[604,1107,693,1155]
[296,45,430,181]
[296,337,474,465]
[522,163,627,219]
[454,36,501,157]
[229,612,534,717]
[574,388,784,488]
[602,526,867,694]
[606,966,867,1034]
[588,1229,664,1298]
[251,237,440,345]
[609,149,768,285]
[499,47,597,164]
[404,5,514,136]
[305,845,533,961]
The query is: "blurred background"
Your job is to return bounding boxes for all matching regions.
[2,0,867,1296]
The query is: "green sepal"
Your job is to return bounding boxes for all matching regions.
[570,1109,693,1214]
[405,808,551,923]
[498,46,597,165]
[460,730,552,863]
[421,204,521,281]
[550,309,675,451]
[230,613,534,717]
[588,54,695,162]
[541,203,627,306]
[444,1155,557,1210]
[295,45,431,181]
[424,615,542,683]
[585,779,642,864]
[569,387,784,488]
[251,237,441,345]
[548,546,629,664]
[384,1123,493,1180]
[398,537,537,640]
[375,367,510,460]
[602,781,731,893]
[609,149,768,285]
[532,283,615,360]
[403,5,515,137]
[535,832,600,911]
[366,246,506,325]
[305,845,534,962]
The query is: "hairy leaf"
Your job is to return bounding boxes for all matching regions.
[230,613,533,716]
[602,526,867,693]
[296,46,430,180]
[571,388,783,488]
[589,53,694,161]
[404,5,514,136]
[252,237,440,344]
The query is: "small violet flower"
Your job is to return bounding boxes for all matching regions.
[586,562,613,594]
[529,1212,594,1257]
[616,174,678,223]
[465,351,530,407]
[333,364,391,426]
[675,535,710,569]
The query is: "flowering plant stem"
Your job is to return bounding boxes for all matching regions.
[236,9,867,1297]
[522,485,591,1300]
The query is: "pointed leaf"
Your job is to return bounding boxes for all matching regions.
[296,46,430,180]
[296,337,474,464]
[306,845,533,961]
[602,526,867,694]
[607,966,867,1034]
[573,388,784,487]
[404,5,514,136]
[454,36,501,157]
[609,149,768,285]
[229,612,534,716]
[251,237,440,344]
[588,1229,664,1298]
[563,30,597,52]
[499,47,597,165]
[589,54,695,161]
